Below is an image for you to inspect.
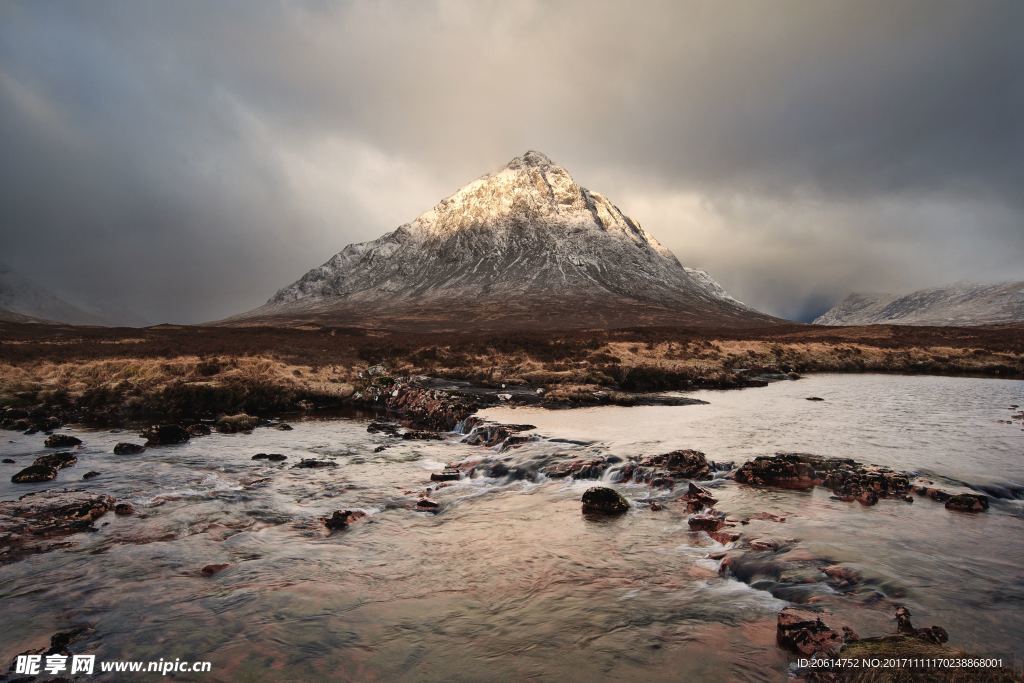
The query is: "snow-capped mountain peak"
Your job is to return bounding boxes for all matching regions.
[229,152,772,330]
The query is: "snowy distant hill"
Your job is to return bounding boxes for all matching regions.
[228,151,775,331]
[815,282,1024,327]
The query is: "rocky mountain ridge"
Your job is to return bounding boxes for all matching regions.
[815,281,1024,327]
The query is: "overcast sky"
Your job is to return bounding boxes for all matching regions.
[1,1,1022,324]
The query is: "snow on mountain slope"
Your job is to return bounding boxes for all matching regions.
[231,151,772,330]
[815,282,1024,327]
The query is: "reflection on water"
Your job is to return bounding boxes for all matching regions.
[1,374,1022,681]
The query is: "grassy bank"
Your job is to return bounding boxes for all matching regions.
[1,321,1022,424]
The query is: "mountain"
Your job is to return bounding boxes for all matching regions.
[815,282,1024,327]
[228,151,776,331]
[0,264,109,325]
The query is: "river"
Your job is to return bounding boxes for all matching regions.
[1,374,1022,681]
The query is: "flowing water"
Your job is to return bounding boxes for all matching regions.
[1,374,1022,681]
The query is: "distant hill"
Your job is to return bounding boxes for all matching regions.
[815,282,1024,327]
[0,263,149,326]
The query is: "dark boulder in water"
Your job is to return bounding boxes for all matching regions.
[416,498,441,512]
[735,453,823,490]
[776,607,846,656]
[944,493,989,513]
[367,420,401,436]
[114,502,135,515]
[895,606,949,644]
[430,468,461,482]
[2,458,15,464]
[682,482,718,512]
[402,430,444,441]
[275,423,294,431]
[141,424,190,446]
[82,471,101,480]
[0,489,115,562]
[252,453,287,462]
[688,509,726,532]
[113,442,146,455]
[291,458,337,469]
[201,563,231,576]
[12,464,58,483]
[323,509,367,531]
[187,423,212,436]
[44,434,82,448]
[581,487,630,516]
[543,457,613,480]
[618,449,711,486]
[33,452,77,469]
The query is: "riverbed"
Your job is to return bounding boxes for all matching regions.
[1,374,1022,681]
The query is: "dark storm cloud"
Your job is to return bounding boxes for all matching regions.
[1,0,1021,323]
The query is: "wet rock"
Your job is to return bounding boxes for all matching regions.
[824,464,911,503]
[462,424,512,447]
[402,429,444,440]
[44,434,82,448]
[12,464,58,483]
[543,457,613,480]
[11,625,94,664]
[141,424,190,446]
[735,453,825,489]
[2,458,14,463]
[620,449,711,486]
[275,423,294,431]
[895,606,949,644]
[499,435,535,451]
[581,487,630,516]
[252,453,287,462]
[856,489,879,506]
[323,509,367,531]
[416,498,441,512]
[384,384,479,432]
[737,453,914,507]
[114,502,135,515]
[822,564,862,588]
[82,471,101,480]
[291,459,338,469]
[430,467,461,482]
[216,413,262,433]
[749,537,781,551]
[201,563,231,576]
[648,501,665,511]
[688,509,726,532]
[367,420,401,436]
[681,482,718,512]
[710,530,742,544]
[0,489,115,563]
[806,397,825,401]
[373,445,388,453]
[187,423,212,436]
[484,461,510,478]
[33,451,78,469]
[914,483,952,502]
[944,493,989,513]
[113,442,146,455]
[776,607,845,656]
